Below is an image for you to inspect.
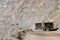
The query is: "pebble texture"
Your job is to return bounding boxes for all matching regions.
[0,0,60,40]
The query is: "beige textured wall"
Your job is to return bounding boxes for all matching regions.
[0,0,60,39]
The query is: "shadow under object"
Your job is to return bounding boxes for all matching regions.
[35,22,59,31]
[35,23,42,30]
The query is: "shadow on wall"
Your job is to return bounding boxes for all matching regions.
[35,22,59,31]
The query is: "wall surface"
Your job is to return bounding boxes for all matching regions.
[0,0,60,40]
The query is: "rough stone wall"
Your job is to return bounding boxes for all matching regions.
[0,0,60,40]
